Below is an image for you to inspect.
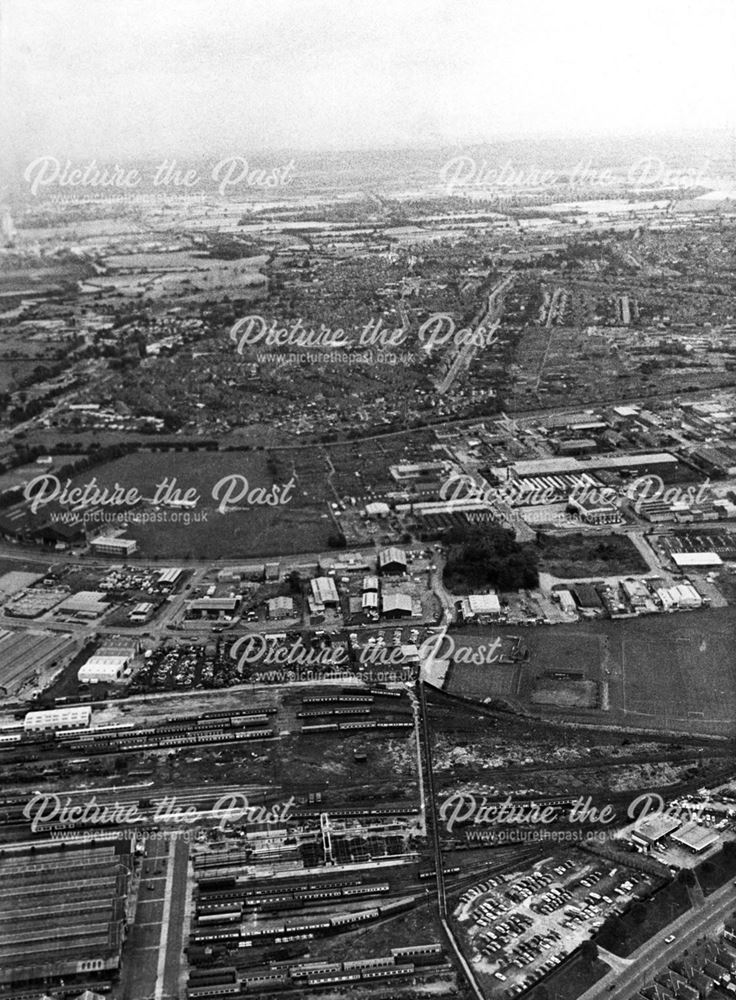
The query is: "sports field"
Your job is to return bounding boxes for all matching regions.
[446,609,736,735]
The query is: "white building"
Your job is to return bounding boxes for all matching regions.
[671,583,702,609]
[24,705,92,732]
[310,577,339,607]
[556,589,577,613]
[90,535,138,557]
[78,654,129,684]
[671,552,723,569]
[462,593,501,620]
[129,601,155,623]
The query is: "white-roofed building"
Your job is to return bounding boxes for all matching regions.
[556,589,577,613]
[53,590,109,619]
[381,593,413,618]
[310,577,339,606]
[462,593,501,620]
[671,552,723,568]
[671,583,702,608]
[78,655,129,684]
[24,705,91,732]
[361,591,379,611]
[365,501,390,517]
[129,601,155,623]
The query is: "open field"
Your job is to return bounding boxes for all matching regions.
[60,449,334,556]
[537,532,649,578]
[443,609,736,735]
[596,879,691,956]
[530,677,598,708]
[445,660,524,701]
[526,953,609,1000]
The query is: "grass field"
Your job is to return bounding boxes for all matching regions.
[63,450,334,557]
[526,954,609,1000]
[611,611,736,731]
[595,879,690,957]
[538,532,649,578]
[695,845,736,895]
[530,678,598,708]
[444,609,736,735]
[444,660,523,701]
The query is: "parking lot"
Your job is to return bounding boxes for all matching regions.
[454,855,656,996]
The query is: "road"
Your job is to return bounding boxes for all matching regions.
[118,834,189,1000]
[578,877,736,1000]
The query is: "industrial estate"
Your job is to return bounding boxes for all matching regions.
[3,4,736,1000]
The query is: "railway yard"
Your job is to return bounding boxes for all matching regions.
[3,675,736,1000]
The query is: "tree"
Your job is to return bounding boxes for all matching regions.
[581,940,598,965]
[443,522,539,593]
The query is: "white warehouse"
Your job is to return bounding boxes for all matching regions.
[24,706,92,732]
[78,654,130,684]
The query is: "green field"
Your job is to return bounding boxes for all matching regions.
[537,532,648,578]
[446,609,736,735]
[63,450,334,557]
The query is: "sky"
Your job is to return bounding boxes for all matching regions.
[1,0,735,163]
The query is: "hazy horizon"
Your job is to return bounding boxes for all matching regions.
[2,0,735,167]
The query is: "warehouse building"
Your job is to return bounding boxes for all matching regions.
[630,814,681,849]
[670,583,703,609]
[185,597,240,620]
[24,705,92,732]
[0,629,80,698]
[511,451,679,480]
[671,552,723,569]
[53,590,109,620]
[128,601,155,623]
[378,547,408,575]
[554,589,577,613]
[381,593,413,619]
[0,840,131,987]
[555,437,598,457]
[310,577,339,607]
[462,593,501,621]
[157,567,183,588]
[568,494,622,525]
[78,655,129,685]
[671,822,720,854]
